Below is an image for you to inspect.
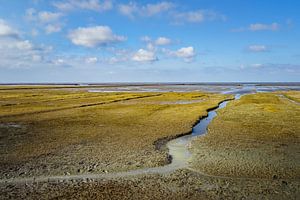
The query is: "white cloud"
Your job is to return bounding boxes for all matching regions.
[232,22,280,32]
[53,0,113,12]
[174,10,204,23]
[143,1,174,16]
[248,45,269,52]
[48,52,132,68]
[0,19,19,38]
[38,11,63,23]
[174,46,196,62]
[141,36,151,42]
[45,24,62,34]
[146,43,155,51]
[15,40,34,50]
[68,26,126,47]
[0,38,50,69]
[118,1,174,18]
[0,19,53,69]
[140,36,171,51]
[54,58,65,65]
[249,23,279,31]
[32,54,42,62]
[132,49,157,62]
[117,2,225,26]
[25,9,64,34]
[118,2,138,18]
[173,10,225,24]
[0,39,35,51]
[85,57,98,64]
[26,9,63,23]
[155,37,171,45]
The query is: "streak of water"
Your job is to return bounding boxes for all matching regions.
[0,88,252,184]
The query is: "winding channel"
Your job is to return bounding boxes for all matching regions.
[0,94,242,185]
[2,85,299,184]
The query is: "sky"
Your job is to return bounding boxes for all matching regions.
[0,0,299,83]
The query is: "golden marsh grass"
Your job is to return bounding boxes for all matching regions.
[190,92,300,179]
[0,88,230,178]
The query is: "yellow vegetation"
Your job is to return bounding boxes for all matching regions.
[0,88,230,178]
[190,92,300,179]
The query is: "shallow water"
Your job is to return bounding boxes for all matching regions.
[88,83,300,93]
[167,98,235,166]
[167,92,247,164]
[192,100,229,137]
[0,123,22,128]
[165,84,300,172]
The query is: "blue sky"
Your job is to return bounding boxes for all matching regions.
[0,0,299,82]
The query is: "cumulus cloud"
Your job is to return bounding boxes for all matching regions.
[155,37,171,45]
[163,46,196,62]
[26,9,63,23]
[45,24,62,34]
[141,36,151,42]
[174,46,196,62]
[68,26,126,47]
[25,9,64,34]
[140,36,171,51]
[0,19,51,69]
[172,10,225,24]
[38,11,63,23]
[118,1,174,18]
[53,0,113,12]
[0,19,32,50]
[132,49,157,62]
[143,1,174,16]
[15,40,34,50]
[0,19,19,38]
[118,2,138,18]
[233,22,279,32]
[0,39,35,52]
[248,45,269,52]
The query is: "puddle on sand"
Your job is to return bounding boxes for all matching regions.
[0,123,22,128]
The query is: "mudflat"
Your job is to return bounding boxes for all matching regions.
[2,169,300,200]
[1,87,299,199]
[190,92,300,179]
[0,88,229,179]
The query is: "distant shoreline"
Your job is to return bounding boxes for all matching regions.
[1,82,300,86]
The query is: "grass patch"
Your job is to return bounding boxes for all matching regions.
[0,88,230,178]
[190,92,300,179]
[279,91,300,103]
